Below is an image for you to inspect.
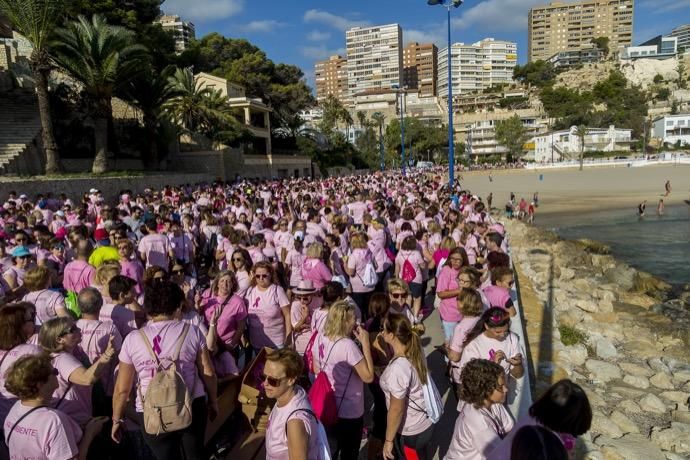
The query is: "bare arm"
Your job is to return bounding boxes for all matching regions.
[383,396,405,459]
[282,305,293,343]
[69,336,115,385]
[286,419,309,460]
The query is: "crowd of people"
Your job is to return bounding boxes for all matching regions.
[0,169,591,460]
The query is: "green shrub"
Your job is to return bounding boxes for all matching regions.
[559,324,588,346]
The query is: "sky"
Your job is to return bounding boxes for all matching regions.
[160,0,690,91]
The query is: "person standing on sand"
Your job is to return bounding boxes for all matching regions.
[487,193,493,210]
[637,200,646,217]
[527,202,535,224]
[533,192,539,207]
[657,199,664,216]
[665,180,671,197]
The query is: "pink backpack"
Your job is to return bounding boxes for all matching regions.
[308,338,351,427]
[402,258,416,283]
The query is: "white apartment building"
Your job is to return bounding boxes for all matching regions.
[531,125,633,162]
[156,15,195,52]
[346,24,403,98]
[670,24,690,52]
[438,38,517,99]
[652,114,690,147]
[459,111,548,159]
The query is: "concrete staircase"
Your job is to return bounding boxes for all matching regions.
[0,90,43,175]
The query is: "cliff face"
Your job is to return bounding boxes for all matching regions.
[506,220,690,459]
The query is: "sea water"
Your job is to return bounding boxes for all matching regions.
[537,204,690,286]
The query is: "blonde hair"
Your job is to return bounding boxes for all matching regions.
[23,266,51,292]
[350,232,368,249]
[387,278,410,295]
[211,270,237,296]
[38,317,74,353]
[384,313,428,384]
[439,236,457,251]
[323,301,356,340]
[457,288,484,317]
[95,261,121,297]
[306,242,324,259]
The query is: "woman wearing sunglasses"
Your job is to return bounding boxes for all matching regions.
[38,317,116,427]
[245,261,291,351]
[312,301,374,460]
[197,270,247,354]
[112,281,217,460]
[4,354,107,460]
[2,246,32,300]
[0,303,43,428]
[21,266,69,325]
[264,348,325,460]
[289,281,322,356]
[386,279,417,326]
[230,249,252,297]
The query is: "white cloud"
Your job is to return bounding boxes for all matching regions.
[640,0,690,11]
[303,9,371,31]
[299,45,346,60]
[237,20,285,33]
[405,28,447,47]
[451,0,544,32]
[307,30,332,41]
[161,0,244,22]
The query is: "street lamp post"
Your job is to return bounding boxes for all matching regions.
[393,85,407,175]
[428,0,463,199]
[374,111,385,171]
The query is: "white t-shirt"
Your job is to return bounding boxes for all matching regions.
[379,357,433,436]
[444,401,514,460]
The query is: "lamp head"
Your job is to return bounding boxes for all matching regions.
[453,0,464,7]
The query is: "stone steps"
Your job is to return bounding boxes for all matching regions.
[0,90,42,174]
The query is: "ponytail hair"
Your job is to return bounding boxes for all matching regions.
[384,314,428,384]
[463,307,511,348]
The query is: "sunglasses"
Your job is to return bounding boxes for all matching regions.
[296,295,312,301]
[18,255,31,260]
[232,257,244,262]
[255,274,269,280]
[59,325,80,336]
[172,269,185,275]
[260,373,285,387]
[15,239,27,243]
[390,293,407,299]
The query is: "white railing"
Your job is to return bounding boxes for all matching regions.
[525,155,690,170]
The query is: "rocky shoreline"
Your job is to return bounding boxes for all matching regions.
[506,220,690,460]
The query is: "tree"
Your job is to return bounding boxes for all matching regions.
[513,60,556,87]
[0,0,63,173]
[119,64,181,168]
[575,125,588,171]
[356,110,368,128]
[354,127,379,169]
[653,74,664,84]
[51,14,148,173]
[495,115,528,162]
[591,37,610,57]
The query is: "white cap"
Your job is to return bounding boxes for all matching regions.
[89,188,98,193]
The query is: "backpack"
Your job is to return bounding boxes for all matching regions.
[435,257,447,279]
[362,260,378,288]
[401,257,416,283]
[138,323,193,435]
[407,371,444,424]
[308,338,353,427]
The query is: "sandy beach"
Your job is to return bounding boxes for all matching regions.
[457,164,690,215]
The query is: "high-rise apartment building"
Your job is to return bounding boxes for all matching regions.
[528,0,634,62]
[346,24,403,97]
[438,38,518,98]
[314,55,349,104]
[403,42,438,96]
[156,15,196,52]
[670,24,690,52]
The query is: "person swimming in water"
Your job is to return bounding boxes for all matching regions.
[638,200,647,217]
[657,199,664,216]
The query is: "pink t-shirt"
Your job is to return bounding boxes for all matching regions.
[349,201,368,225]
[75,318,122,395]
[245,285,290,349]
[367,232,391,273]
[448,316,480,383]
[396,250,425,284]
[310,308,329,337]
[22,289,66,325]
[119,259,144,294]
[347,248,375,293]
[4,402,82,460]
[119,320,207,412]
[286,250,305,287]
[213,351,239,378]
[62,260,95,292]
[312,335,364,419]
[265,386,323,460]
[482,285,512,310]
[137,233,170,270]
[445,401,515,460]
[290,298,322,355]
[99,303,137,338]
[51,351,92,426]
[379,357,433,436]
[301,258,332,289]
[459,332,524,382]
[203,294,248,346]
[0,344,43,424]
[437,266,461,322]
[236,271,251,297]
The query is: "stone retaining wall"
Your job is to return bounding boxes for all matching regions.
[0,173,214,202]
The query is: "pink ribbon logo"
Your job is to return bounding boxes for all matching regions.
[253,297,260,309]
[152,335,162,355]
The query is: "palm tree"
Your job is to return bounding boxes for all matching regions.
[51,15,148,173]
[356,110,368,129]
[576,124,588,171]
[119,64,180,169]
[0,0,63,173]
[371,112,386,169]
[164,67,245,149]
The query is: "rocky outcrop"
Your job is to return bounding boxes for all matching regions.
[507,220,689,459]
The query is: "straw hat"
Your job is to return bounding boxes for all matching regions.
[293,280,317,295]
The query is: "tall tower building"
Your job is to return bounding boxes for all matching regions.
[670,24,690,52]
[156,15,196,53]
[314,55,349,104]
[403,42,438,97]
[528,0,634,62]
[438,38,517,98]
[346,24,403,97]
